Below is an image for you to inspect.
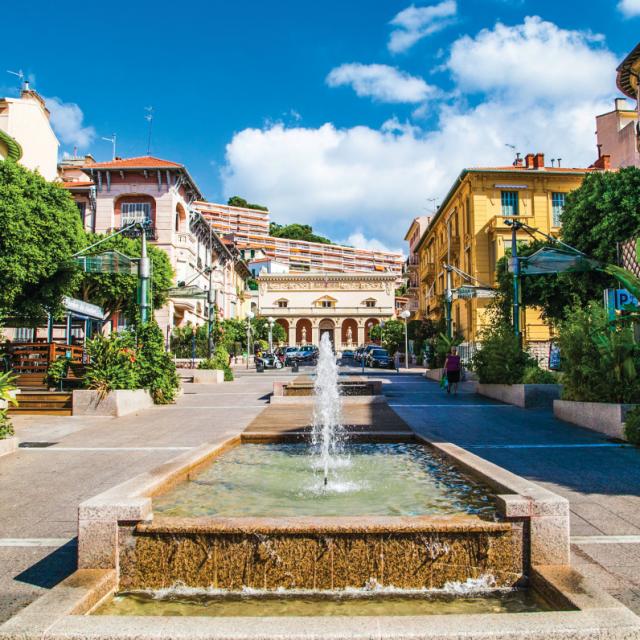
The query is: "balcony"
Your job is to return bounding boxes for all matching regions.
[421,262,436,283]
[259,306,394,317]
[488,215,535,233]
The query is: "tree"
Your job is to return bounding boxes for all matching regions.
[0,160,85,322]
[370,320,405,355]
[75,233,174,322]
[227,196,268,211]
[253,317,286,345]
[269,222,333,245]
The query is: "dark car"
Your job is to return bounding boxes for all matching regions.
[361,344,379,365]
[283,346,299,365]
[367,348,393,369]
[341,349,354,358]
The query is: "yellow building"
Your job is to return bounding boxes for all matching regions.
[414,153,597,353]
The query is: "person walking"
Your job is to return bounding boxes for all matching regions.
[443,347,461,396]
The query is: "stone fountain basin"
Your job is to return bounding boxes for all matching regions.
[272,376,383,404]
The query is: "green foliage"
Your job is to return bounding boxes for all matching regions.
[269,222,333,245]
[372,320,405,355]
[45,356,83,389]
[198,345,233,381]
[624,407,640,445]
[0,371,17,439]
[252,318,287,345]
[558,302,640,403]
[522,366,558,384]
[472,321,535,384]
[0,160,85,322]
[227,196,268,211]
[433,331,464,368]
[84,332,140,396]
[137,321,180,404]
[76,233,174,323]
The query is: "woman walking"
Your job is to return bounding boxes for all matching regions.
[443,347,461,396]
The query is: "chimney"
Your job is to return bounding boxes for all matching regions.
[615,98,628,111]
[513,152,523,167]
[551,159,556,167]
[533,153,545,169]
[557,158,562,167]
[525,153,535,169]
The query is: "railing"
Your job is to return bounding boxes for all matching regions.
[9,343,85,388]
[259,306,394,316]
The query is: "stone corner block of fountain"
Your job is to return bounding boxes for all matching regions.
[192,369,225,384]
[72,389,154,417]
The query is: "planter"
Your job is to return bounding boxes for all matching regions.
[192,369,225,384]
[554,400,634,440]
[478,384,562,409]
[0,435,19,458]
[72,389,154,417]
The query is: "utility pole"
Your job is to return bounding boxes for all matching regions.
[138,226,151,323]
[102,133,117,160]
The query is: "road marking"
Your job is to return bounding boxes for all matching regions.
[0,538,75,547]
[160,405,268,409]
[572,535,640,545]
[467,443,630,450]
[21,446,195,452]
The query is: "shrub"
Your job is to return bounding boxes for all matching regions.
[522,366,558,385]
[558,302,640,403]
[0,371,17,439]
[624,407,640,445]
[137,322,180,404]
[198,345,234,381]
[84,332,140,397]
[472,321,535,384]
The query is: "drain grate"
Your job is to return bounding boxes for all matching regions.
[19,442,58,448]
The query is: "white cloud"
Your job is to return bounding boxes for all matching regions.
[618,0,640,16]
[220,17,615,249]
[448,16,616,102]
[341,231,399,254]
[326,63,436,103]
[45,97,96,149]
[388,1,457,54]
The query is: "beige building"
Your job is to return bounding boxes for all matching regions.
[257,272,396,348]
[595,98,639,169]
[0,83,59,179]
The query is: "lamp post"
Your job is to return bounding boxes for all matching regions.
[400,309,411,370]
[207,266,217,358]
[246,310,255,369]
[504,219,524,343]
[191,325,196,369]
[267,316,275,353]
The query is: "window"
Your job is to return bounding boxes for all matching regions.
[365,300,376,308]
[277,300,288,308]
[76,202,86,223]
[501,191,519,216]
[320,300,334,308]
[552,192,565,227]
[121,202,151,226]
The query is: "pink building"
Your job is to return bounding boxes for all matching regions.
[60,155,251,332]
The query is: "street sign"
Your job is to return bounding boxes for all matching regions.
[615,288,639,308]
[167,285,207,299]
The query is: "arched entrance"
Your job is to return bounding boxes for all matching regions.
[341,318,358,347]
[319,319,335,345]
[365,318,380,343]
[276,319,289,346]
[296,318,312,345]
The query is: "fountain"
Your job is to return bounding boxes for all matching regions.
[311,334,344,487]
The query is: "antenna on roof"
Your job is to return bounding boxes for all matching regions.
[101,133,117,160]
[7,69,25,91]
[144,106,153,155]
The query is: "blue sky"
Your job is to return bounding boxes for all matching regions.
[3,0,640,252]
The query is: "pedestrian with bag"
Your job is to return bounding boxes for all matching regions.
[443,347,461,396]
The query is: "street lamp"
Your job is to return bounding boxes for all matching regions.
[267,316,275,353]
[400,309,411,370]
[246,310,255,369]
[503,219,524,342]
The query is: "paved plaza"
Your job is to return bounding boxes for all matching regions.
[1,366,640,623]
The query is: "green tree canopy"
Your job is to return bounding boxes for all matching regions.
[269,222,333,245]
[0,160,85,322]
[75,233,174,322]
[227,196,268,211]
[370,320,405,355]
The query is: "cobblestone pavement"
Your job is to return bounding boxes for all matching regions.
[0,370,299,623]
[377,370,640,615]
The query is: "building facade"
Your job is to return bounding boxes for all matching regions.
[60,155,251,331]
[403,216,431,319]
[195,200,404,276]
[0,83,59,180]
[414,153,594,354]
[595,98,639,169]
[257,272,396,349]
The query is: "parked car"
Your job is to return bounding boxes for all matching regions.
[367,348,394,369]
[361,344,379,365]
[282,346,299,365]
[341,349,355,359]
[296,345,318,364]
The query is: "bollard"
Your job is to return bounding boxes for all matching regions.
[292,361,299,373]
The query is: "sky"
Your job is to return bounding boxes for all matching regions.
[3,0,640,254]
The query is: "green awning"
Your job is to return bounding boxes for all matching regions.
[517,248,598,275]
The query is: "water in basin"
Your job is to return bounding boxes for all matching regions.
[95,589,551,617]
[153,442,496,517]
